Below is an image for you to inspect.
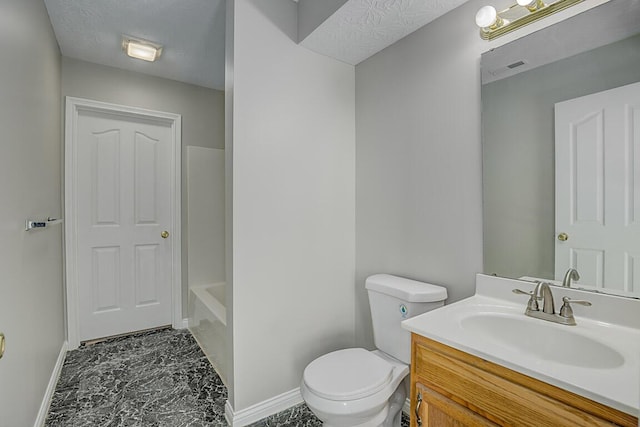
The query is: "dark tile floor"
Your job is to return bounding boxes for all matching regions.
[45,328,227,426]
[45,328,409,426]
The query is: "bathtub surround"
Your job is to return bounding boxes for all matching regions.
[187,147,226,287]
[189,282,229,384]
[187,146,228,382]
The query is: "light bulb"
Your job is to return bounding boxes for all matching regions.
[127,43,159,62]
[517,0,545,11]
[475,5,499,29]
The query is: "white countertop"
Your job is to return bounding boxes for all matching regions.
[401,274,640,416]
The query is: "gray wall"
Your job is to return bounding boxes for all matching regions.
[228,0,356,411]
[352,0,601,349]
[483,33,640,280]
[355,0,488,348]
[61,58,225,316]
[0,0,64,425]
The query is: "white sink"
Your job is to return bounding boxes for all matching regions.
[459,312,624,369]
[401,274,640,416]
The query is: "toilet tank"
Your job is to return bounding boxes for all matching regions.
[366,274,447,364]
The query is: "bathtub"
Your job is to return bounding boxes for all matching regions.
[188,282,228,385]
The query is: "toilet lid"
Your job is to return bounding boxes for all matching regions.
[303,348,393,401]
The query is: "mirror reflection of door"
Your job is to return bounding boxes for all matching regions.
[555,81,640,293]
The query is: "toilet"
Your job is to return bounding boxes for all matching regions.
[301,274,447,427]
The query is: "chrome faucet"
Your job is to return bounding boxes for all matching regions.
[513,282,591,326]
[562,268,580,288]
[537,282,555,314]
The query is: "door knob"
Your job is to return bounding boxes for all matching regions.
[557,232,569,241]
[161,231,169,239]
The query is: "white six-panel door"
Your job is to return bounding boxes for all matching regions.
[66,98,181,347]
[555,82,640,293]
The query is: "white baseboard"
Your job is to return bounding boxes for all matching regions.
[181,318,189,329]
[225,388,303,426]
[34,341,68,427]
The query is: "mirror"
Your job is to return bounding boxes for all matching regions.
[481,0,640,298]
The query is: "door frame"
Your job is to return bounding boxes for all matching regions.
[64,97,182,349]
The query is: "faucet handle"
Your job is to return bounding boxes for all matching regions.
[561,296,592,306]
[559,296,592,320]
[512,288,540,311]
[512,288,536,296]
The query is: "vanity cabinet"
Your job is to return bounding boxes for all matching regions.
[414,383,498,426]
[410,334,638,427]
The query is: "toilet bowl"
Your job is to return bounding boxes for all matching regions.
[301,349,408,427]
[301,274,447,427]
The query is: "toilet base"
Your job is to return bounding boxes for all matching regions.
[323,404,388,427]
[315,381,406,427]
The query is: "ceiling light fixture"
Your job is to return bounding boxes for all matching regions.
[475,0,583,40]
[122,36,163,62]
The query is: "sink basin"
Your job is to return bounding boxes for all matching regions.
[459,313,624,369]
[401,274,640,415]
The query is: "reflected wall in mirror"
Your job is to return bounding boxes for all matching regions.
[481,0,640,297]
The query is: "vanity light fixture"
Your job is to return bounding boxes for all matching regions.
[475,0,583,40]
[475,6,505,31]
[122,36,163,62]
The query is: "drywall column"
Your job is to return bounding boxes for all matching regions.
[224,0,236,406]
[0,1,64,425]
[228,0,356,413]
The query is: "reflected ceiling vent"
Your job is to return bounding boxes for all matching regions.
[488,59,529,77]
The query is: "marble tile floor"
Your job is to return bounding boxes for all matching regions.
[45,328,409,426]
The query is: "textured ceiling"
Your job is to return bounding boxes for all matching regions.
[44,0,226,90]
[43,0,470,89]
[299,0,469,65]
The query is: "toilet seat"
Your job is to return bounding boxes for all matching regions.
[303,348,394,401]
[301,349,410,426]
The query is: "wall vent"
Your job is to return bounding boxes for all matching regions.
[488,59,529,78]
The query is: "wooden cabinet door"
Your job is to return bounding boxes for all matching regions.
[411,334,638,427]
[414,383,498,427]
